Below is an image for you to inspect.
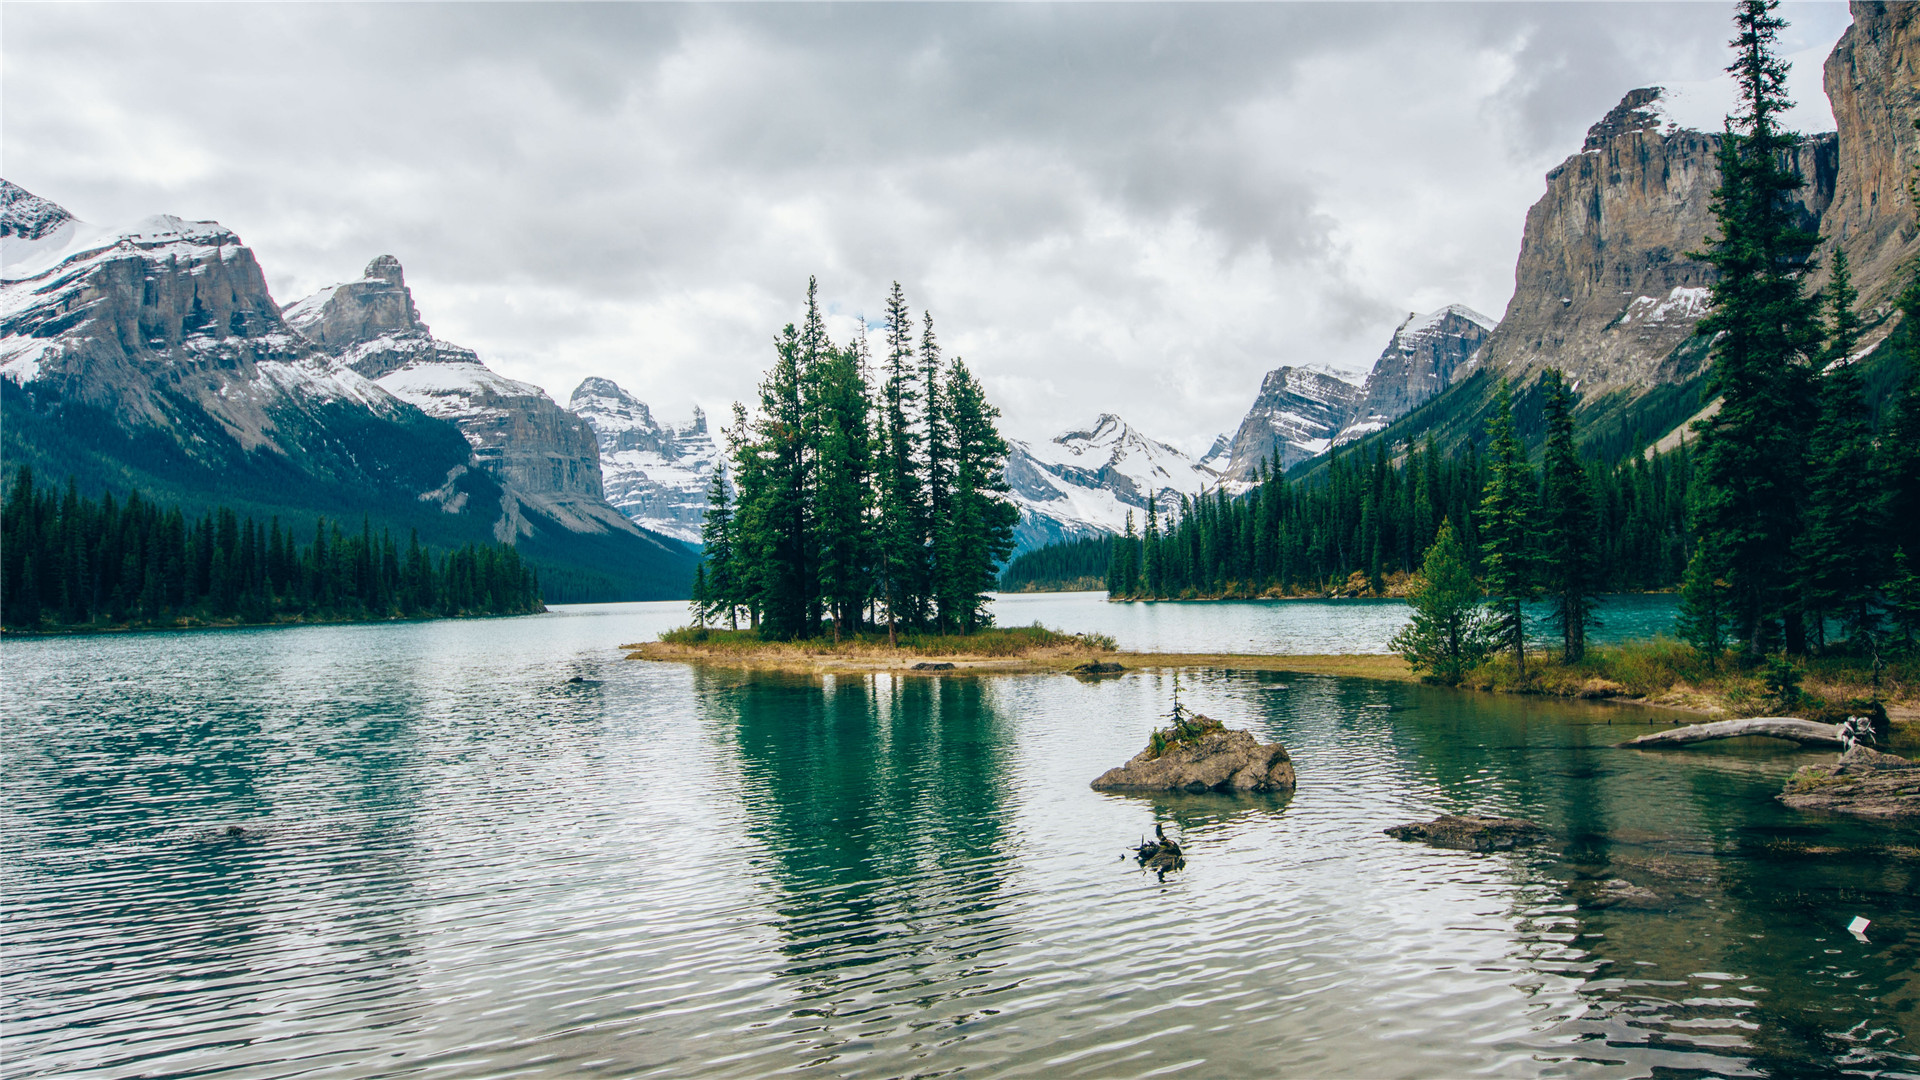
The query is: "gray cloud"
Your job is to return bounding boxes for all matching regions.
[2,2,1849,452]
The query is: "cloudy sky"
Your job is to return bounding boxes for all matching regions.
[4,2,1851,453]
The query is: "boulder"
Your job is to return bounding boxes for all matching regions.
[1780,746,1920,819]
[1091,720,1295,794]
[1384,814,1548,852]
[911,661,955,671]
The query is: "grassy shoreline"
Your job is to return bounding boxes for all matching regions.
[627,626,1918,726]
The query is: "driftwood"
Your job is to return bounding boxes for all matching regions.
[1617,717,1843,749]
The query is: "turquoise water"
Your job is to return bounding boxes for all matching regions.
[3,597,1915,1078]
[994,591,1683,654]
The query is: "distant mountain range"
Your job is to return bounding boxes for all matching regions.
[5,4,1910,580]
[0,189,694,601]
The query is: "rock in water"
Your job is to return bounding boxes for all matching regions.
[1780,746,1920,819]
[1384,815,1548,852]
[1091,720,1295,794]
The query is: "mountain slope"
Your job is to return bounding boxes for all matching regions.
[285,257,695,597]
[1,182,693,601]
[1005,414,1220,553]
[568,377,719,544]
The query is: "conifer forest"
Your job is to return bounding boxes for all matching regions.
[693,279,1019,640]
[0,467,544,631]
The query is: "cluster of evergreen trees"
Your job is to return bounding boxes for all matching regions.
[1,467,543,630]
[1096,425,1690,607]
[1674,0,1920,664]
[694,280,1019,639]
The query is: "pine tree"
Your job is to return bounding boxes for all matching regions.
[1797,250,1885,649]
[1538,369,1600,662]
[1388,521,1491,685]
[1689,0,1823,657]
[875,281,924,641]
[1476,379,1538,676]
[1677,546,1730,667]
[935,358,1018,631]
[814,338,876,640]
[920,312,952,629]
[699,462,738,629]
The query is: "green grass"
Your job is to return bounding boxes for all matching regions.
[656,621,1117,657]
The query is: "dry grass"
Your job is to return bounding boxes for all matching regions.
[1461,638,1920,720]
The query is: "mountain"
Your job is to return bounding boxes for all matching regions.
[1214,302,1493,482]
[1004,414,1220,553]
[1333,304,1496,448]
[283,256,694,596]
[1218,367,1363,480]
[568,377,719,544]
[2,185,488,521]
[1312,2,1919,473]
[1,182,693,601]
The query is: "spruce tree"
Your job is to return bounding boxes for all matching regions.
[699,462,739,629]
[920,312,953,628]
[752,319,816,638]
[935,359,1019,631]
[875,282,925,641]
[813,339,876,640]
[1476,379,1538,676]
[1689,0,1823,656]
[1538,369,1599,662]
[1388,520,1491,685]
[1797,250,1885,649]
[1677,545,1730,667]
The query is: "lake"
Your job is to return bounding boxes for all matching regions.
[3,595,1915,1078]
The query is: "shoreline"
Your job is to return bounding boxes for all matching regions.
[626,639,1418,681]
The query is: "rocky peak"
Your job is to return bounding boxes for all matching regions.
[1582,87,1674,151]
[569,377,720,543]
[283,254,427,354]
[0,179,74,241]
[1220,366,1363,479]
[1333,304,1494,447]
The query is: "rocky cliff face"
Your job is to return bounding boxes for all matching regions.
[285,257,637,541]
[1821,1,1920,318]
[1219,367,1363,479]
[0,187,476,505]
[1475,87,1838,395]
[1334,304,1495,446]
[568,377,719,544]
[1004,414,1221,553]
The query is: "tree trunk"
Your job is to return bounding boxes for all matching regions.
[1617,718,1843,749]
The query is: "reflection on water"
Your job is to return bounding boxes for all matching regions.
[2,600,1916,1078]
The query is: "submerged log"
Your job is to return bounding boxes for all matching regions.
[1616,718,1844,749]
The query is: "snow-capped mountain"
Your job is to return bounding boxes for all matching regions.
[568,378,719,544]
[1217,303,1496,480]
[284,256,649,542]
[1005,414,1222,553]
[1,179,693,599]
[1218,366,1364,481]
[1332,304,1495,447]
[1,183,470,500]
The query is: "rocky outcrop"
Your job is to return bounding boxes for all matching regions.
[1384,814,1548,852]
[1474,87,1838,397]
[285,257,639,541]
[1219,367,1363,479]
[1091,720,1296,794]
[1333,305,1495,447]
[568,377,719,544]
[1820,2,1920,317]
[0,179,73,242]
[1780,745,1920,818]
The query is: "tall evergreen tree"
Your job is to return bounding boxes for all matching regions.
[1477,379,1538,676]
[752,318,817,638]
[1797,250,1885,648]
[876,281,924,641]
[934,359,1019,631]
[814,338,876,640]
[699,462,740,629]
[1688,0,1823,656]
[1538,369,1600,662]
[920,312,953,628]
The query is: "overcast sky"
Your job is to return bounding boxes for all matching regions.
[3,2,1852,453]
